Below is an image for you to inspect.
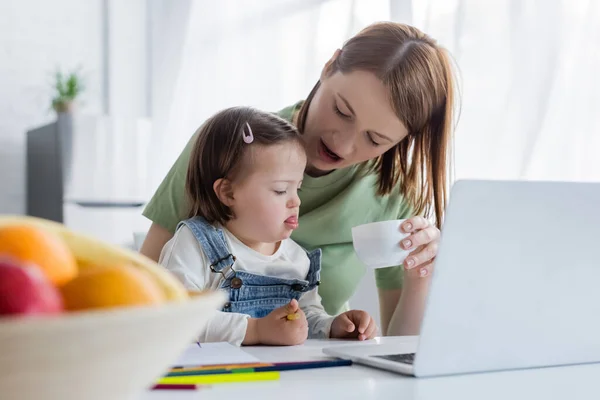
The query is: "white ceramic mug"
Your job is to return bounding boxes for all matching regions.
[351,219,412,269]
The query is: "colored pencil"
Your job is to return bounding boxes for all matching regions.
[166,358,352,377]
[151,384,203,391]
[286,313,301,320]
[158,371,280,385]
[171,362,270,371]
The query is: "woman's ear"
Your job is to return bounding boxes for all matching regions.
[213,178,235,207]
[320,49,342,80]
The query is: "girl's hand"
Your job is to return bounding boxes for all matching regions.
[399,216,440,278]
[330,310,378,341]
[260,299,308,345]
[245,299,308,346]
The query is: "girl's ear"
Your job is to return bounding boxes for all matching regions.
[213,178,235,207]
[320,49,342,80]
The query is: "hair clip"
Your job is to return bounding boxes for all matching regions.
[243,122,254,144]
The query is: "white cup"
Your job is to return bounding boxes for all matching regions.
[351,219,412,269]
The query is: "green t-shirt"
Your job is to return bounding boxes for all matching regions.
[143,102,412,315]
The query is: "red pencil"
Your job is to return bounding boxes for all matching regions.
[151,384,203,391]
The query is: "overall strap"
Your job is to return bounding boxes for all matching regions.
[177,217,236,280]
[304,247,322,290]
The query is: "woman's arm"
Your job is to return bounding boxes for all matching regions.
[382,275,431,336]
[380,216,439,335]
[140,130,199,261]
[377,287,402,335]
[140,223,174,262]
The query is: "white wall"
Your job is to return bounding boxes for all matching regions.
[0,0,104,214]
[0,0,151,214]
[147,0,192,190]
[108,0,150,117]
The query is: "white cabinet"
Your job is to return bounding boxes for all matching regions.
[27,114,152,248]
[63,202,150,249]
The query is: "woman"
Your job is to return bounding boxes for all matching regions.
[140,22,457,336]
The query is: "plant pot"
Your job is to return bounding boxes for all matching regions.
[53,101,75,114]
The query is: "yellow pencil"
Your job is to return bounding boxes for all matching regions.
[158,371,280,385]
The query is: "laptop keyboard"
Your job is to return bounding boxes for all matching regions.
[374,353,416,364]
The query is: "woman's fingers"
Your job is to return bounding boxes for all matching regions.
[418,261,434,278]
[400,216,430,234]
[400,225,440,251]
[404,241,438,270]
[399,216,440,277]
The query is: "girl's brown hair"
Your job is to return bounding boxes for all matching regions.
[186,106,302,225]
[296,22,458,229]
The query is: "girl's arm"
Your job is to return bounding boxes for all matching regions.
[298,288,335,338]
[159,225,252,345]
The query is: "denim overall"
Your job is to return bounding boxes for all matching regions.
[178,217,322,319]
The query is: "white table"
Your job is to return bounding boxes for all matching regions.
[142,337,600,400]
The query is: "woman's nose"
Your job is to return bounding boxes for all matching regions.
[332,129,357,158]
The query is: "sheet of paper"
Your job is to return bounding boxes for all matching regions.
[172,342,260,367]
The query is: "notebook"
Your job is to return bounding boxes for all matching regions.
[173,342,260,368]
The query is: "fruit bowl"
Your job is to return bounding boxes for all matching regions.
[0,291,227,400]
[0,216,228,400]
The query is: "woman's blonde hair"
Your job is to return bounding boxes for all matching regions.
[297,22,458,228]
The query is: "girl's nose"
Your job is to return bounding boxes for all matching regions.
[287,193,301,208]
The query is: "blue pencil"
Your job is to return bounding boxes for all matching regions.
[258,359,353,372]
[166,359,352,377]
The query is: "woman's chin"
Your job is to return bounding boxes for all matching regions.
[305,162,335,177]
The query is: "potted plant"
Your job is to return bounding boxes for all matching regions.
[51,68,84,114]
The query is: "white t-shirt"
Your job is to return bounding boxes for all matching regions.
[159,225,335,345]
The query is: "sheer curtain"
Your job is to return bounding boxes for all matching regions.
[150,0,600,188]
[149,0,393,190]
[411,0,600,182]
[148,0,600,323]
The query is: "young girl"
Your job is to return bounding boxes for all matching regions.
[159,106,377,346]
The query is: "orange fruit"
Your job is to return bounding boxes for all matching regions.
[0,224,77,286]
[60,264,166,311]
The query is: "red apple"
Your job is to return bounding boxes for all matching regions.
[0,258,64,316]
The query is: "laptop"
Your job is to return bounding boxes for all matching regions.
[323,179,600,377]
